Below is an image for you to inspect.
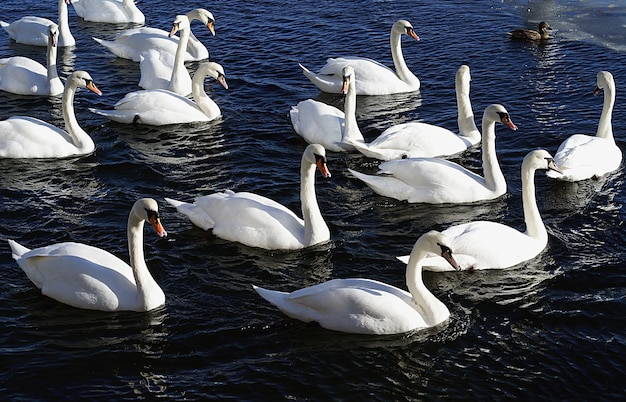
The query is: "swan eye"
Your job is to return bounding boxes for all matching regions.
[438,243,453,258]
[145,208,159,221]
[314,153,327,164]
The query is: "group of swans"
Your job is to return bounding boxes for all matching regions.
[0,71,101,158]
[9,198,167,312]
[0,23,63,96]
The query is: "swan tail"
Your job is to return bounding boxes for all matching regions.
[253,285,291,310]
[344,138,387,160]
[8,239,30,260]
[396,255,409,264]
[165,197,215,231]
[92,36,104,45]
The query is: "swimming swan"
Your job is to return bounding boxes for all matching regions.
[0,71,101,159]
[397,150,561,271]
[347,64,480,160]
[0,0,75,47]
[71,0,145,24]
[254,230,460,335]
[165,144,332,250]
[8,198,167,312]
[93,8,215,62]
[547,71,622,182]
[90,62,228,125]
[299,19,420,95]
[290,65,364,152]
[348,104,517,204]
[0,23,64,96]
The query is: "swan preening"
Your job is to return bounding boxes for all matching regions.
[290,66,364,152]
[397,150,561,271]
[547,71,622,182]
[0,71,101,159]
[8,198,167,312]
[91,62,228,125]
[254,230,460,335]
[348,104,518,204]
[93,8,215,62]
[0,0,75,47]
[0,23,64,96]
[300,19,420,95]
[508,21,552,41]
[348,64,481,160]
[165,144,332,250]
[71,0,145,24]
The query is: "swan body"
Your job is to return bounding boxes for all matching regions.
[300,20,420,95]
[254,230,460,335]
[547,71,622,182]
[71,0,145,24]
[0,23,64,96]
[348,64,480,160]
[165,144,331,250]
[290,66,364,152]
[0,71,101,159]
[398,150,561,271]
[91,62,228,125]
[0,0,75,47]
[92,8,215,62]
[138,14,193,95]
[508,21,551,41]
[348,104,518,204]
[8,198,167,312]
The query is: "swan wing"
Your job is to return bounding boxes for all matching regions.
[0,57,49,95]
[0,117,79,158]
[549,134,622,180]
[290,99,347,152]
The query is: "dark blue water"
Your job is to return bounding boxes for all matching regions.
[1,0,625,400]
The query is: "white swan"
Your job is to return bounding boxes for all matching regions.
[71,0,145,24]
[397,150,561,271]
[299,19,420,95]
[0,0,75,47]
[347,64,481,160]
[90,62,228,125]
[547,71,622,182]
[254,230,460,335]
[0,23,64,96]
[93,8,215,62]
[165,144,332,250]
[290,66,364,152]
[348,104,518,204]
[0,71,101,158]
[8,198,167,312]
[138,14,193,95]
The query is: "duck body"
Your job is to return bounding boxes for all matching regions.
[8,198,167,312]
[300,20,420,95]
[508,21,551,41]
[0,0,75,47]
[254,230,460,335]
[71,0,145,24]
[547,71,622,181]
[348,64,480,160]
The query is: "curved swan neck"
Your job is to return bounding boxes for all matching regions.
[342,78,363,143]
[191,71,220,118]
[405,244,448,326]
[127,213,159,310]
[300,156,327,246]
[521,164,546,241]
[596,80,615,141]
[62,83,94,152]
[390,28,417,83]
[57,0,73,44]
[480,117,505,192]
[456,70,480,140]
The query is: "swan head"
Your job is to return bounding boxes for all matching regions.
[594,71,614,95]
[193,9,216,36]
[341,66,355,95]
[132,198,168,238]
[68,71,102,96]
[456,64,471,93]
[524,149,562,175]
[197,62,228,89]
[484,104,517,131]
[169,15,191,38]
[392,20,420,41]
[47,23,59,47]
[305,144,331,178]
[415,231,460,271]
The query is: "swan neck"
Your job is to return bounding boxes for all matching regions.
[390,29,416,83]
[62,83,94,152]
[342,80,363,142]
[300,156,327,247]
[191,72,219,118]
[169,20,191,89]
[456,75,479,139]
[521,164,545,240]
[480,118,505,192]
[46,39,59,82]
[127,214,157,310]
[57,0,72,40]
[596,83,615,141]
[405,245,448,326]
